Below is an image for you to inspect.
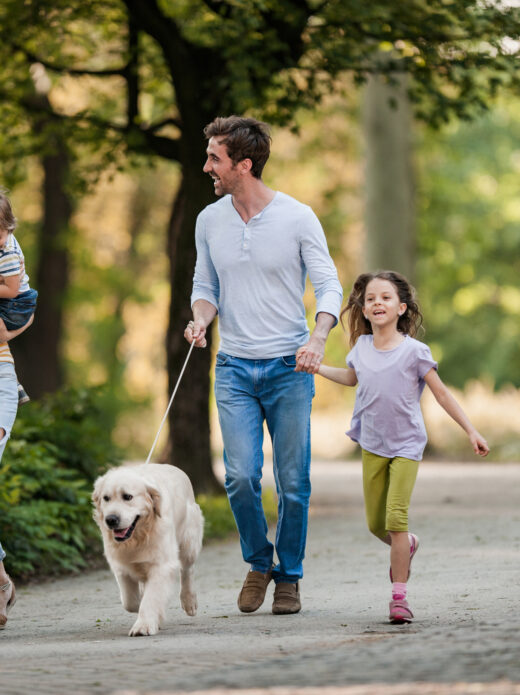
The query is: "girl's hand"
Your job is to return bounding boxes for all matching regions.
[470,431,489,457]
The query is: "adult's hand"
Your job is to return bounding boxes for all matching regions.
[295,335,326,374]
[295,311,336,374]
[184,319,207,348]
[184,299,218,348]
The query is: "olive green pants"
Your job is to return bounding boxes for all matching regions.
[362,449,419,539]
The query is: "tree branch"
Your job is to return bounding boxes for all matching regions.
[127,18,139,126]
[15,91,181,162]
[148,117,182,132]
[12,43,127,77]
[200,0,234,19]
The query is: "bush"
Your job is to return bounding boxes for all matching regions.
[0,387,122,578]
[198,488,278,542]
[0,386,281,578]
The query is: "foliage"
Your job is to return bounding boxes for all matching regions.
[0,0,519,169]
[417,99,520,389]
[198,488,278,541]
[0,387,122,578]
[14,386,122,480]
[1,0,520,490]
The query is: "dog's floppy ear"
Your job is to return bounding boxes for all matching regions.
[92,475,104,506]
[146,482,162,517]
[92,474,106,523]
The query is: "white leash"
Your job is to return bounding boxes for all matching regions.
[145,340,196,465]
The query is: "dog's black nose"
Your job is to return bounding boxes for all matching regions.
[105,514,120,529]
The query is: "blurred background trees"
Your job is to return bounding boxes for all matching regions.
[0,0,519,492]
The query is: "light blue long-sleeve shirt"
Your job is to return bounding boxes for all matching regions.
[191,191,343,359]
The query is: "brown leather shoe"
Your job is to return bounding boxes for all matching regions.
[237,568,272,613]
[272,581,301,614]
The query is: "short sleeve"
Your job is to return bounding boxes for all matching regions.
[346,341,358,369]
[416,341,437,378]
[0,252,21,278]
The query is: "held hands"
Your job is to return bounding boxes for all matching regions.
[295,336,325,374]
[184,319,207,348]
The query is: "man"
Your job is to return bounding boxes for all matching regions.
[184,115,342,615]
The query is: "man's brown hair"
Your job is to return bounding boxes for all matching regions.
[204,116,271,179]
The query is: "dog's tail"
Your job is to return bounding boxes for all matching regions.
[180,501,204,564]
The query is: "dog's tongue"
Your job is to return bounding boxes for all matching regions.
[114,527,130,538]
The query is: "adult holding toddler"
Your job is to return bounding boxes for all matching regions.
[0,314,34,629]
[0,190,38,404]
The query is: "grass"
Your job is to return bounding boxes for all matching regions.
[198,488,278,542]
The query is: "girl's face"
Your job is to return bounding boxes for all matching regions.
[362,278,407,330]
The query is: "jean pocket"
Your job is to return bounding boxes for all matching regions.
[216,352,230,367]
[281,355,296,368]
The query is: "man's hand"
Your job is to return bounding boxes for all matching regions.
[295,311,336,374]
[184,319,207,348]
[184,300,217,348]
[295,336,326,374]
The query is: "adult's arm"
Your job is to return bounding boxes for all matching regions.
[185,211,219,348]
[296,208,343,373]
[295,312,336,373]
[184,299,218,348]
[0,314,34,343]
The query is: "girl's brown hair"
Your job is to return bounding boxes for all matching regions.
[340,270,423,347]
[0,189,17,234]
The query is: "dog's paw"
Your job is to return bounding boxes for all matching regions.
[129,617,159,636]
[181,591,197,616]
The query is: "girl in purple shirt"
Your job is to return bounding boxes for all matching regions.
[312,270,489,624]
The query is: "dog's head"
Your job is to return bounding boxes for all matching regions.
[92,467,161,544]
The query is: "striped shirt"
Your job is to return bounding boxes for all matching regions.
[0,342,14,363]
[0,234,31,293]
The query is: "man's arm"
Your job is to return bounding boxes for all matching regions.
[184,299,218,348]
[0,314,34,343]
[295,311,336,374]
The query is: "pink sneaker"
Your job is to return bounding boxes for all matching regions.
[389,598,414,624]
[389,533,420,582]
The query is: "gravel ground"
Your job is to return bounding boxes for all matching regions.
[1,461,519,695]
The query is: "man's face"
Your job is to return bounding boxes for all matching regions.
[203,137,241,196]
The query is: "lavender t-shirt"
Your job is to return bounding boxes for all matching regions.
[346,334,437,461]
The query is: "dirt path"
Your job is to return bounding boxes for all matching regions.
[1,462,519,695]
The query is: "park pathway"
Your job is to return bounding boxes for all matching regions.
[1,461,519,695]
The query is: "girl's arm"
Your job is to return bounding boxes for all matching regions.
[317,363,358,386]
[423,368,489,457]
[0,274,20,299]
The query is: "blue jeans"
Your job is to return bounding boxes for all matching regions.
[215,353,314,584]
[0,288,38,331]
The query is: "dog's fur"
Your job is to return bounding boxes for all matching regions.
[92,463,204,636]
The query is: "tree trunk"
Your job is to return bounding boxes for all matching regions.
[166,147,222,495]
[11,137,71,398]
[363,70,416,281]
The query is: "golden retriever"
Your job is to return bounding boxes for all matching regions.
[92,463,204,636]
